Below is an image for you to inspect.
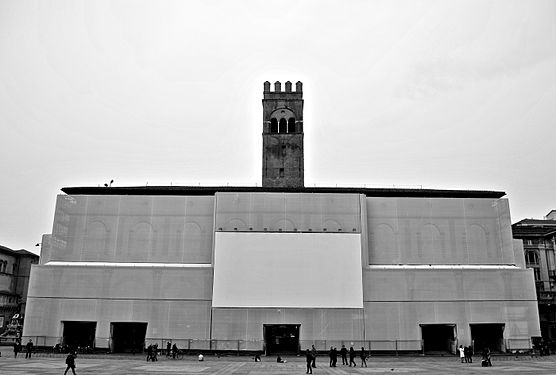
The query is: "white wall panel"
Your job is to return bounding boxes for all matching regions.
[212,232,363,308]
[27,265,213,300]
[363,268,537,302]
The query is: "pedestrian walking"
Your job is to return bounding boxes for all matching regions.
[458,345,465,363]
[64,352,77,375]
[305,349,313,374]
[311,344,317,368]
[13,340,21,358]
[349,346,356,367]
[25,339,33,359]
[146,344,153,361]
[166,341,171,357]
[332,347,338,367]
[360,347,367,367]
[340,344,348,365]
[172,343,178,359]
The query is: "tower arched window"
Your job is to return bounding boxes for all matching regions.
[288,118,295,133]
[526,251,539,266]
[270,118,278,133]
[279,118,287,133]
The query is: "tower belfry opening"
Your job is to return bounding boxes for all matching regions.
[262,80,304,188]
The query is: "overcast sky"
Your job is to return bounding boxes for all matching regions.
[1,0,555,253]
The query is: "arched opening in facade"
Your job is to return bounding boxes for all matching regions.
[270,118,278,133]
[288,118,295,133]
[279,118,287,133]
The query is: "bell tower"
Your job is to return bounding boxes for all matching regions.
[262,81,304,188]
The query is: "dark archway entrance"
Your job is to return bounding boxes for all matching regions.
[470,323,505,353]
[62,321,96,350]
[110,322,147,353]
[421,324,456,354]
[264,324,300,355]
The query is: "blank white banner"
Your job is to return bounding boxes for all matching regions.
[212,232,363,308]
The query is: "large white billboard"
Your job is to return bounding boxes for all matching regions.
[212,232,363,308]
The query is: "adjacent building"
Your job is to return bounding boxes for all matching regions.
[512,211,556,345]
[0,245,39,339]
[23,82,541,354]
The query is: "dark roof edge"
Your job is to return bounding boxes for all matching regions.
[0,245,39,258]
[61,186,506,199]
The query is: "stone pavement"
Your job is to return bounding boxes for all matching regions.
[1,353,556,374]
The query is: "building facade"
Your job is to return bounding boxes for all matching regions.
[23,82,540,354]
[512,211,556,345]
[0,245,39,339]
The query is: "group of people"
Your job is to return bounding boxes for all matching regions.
[13,339,34,358]
[457,345,474,363]
[459,345,492,367]
[304,345,368,374]
[145,343,159,361]
[164,342,180,359]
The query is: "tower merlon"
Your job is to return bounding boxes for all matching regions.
[263,81,303,99]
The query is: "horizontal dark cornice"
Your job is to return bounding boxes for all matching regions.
[61,186,505,199]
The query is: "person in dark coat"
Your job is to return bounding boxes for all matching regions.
[340,344,348,365]
[466,346,473,363]
[13,340,21,358]
[25,339,33,359]
[305,349,313,374]
[311,345,317,368]
[481,347,492,367]
[166,341,171,357]
[146,344,153,361]
[64,352,77,375]
[329,346,334,367]
[360,347,367,367]
[332,347,338,367]
[349,346,357,367]
[172,343,178,359]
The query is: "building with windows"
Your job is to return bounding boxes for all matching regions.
[23,82,540,354]
[512,211,556,345]
[0,245,39,339]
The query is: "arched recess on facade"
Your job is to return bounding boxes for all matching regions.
[83,220,109,260]
[128,222,155,261]
[421,223,445,261]
[184,221,206,263]
[370,223,399,263]
[468,223,491,260]
[272,218,296,232]
[323,218,343,232]
[224,218,248,231]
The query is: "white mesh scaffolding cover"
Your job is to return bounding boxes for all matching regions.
[366,197,515,265]
[211,308,365,341]
[44,195,214,264]
[27,191,540,346]
[215,192,361,233]
[24,265,213,343]
[365,301,540,342]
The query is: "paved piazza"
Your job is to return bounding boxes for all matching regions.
[1,354,556,374]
